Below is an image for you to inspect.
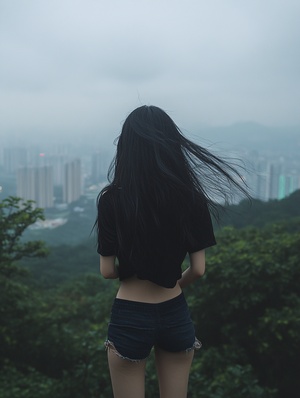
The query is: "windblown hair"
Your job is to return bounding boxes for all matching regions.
[97,105,249,254]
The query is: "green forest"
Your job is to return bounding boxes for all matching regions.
[1,192,300,398]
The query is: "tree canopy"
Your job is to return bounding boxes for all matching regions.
[0,197,48,268]
[0,195,299,397]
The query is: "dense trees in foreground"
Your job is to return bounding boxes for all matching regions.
[0,196,300,397]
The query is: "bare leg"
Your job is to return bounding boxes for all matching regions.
[107,347,147,398]
[155,346,194,398]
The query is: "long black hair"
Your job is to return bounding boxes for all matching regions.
[96,105,250,254]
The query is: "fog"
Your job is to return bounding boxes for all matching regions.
[1,0,300,147]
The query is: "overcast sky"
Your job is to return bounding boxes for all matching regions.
[1,0,299,144]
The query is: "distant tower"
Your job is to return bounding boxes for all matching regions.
[3,147,27,173]
[17,166,54,208]
[279,173,298,199]
[252,158,268,201]
[297,173,300,192]
[266,162,282,200]
[63,159,82,204]
[36,166,54,208]
[91,152,108,183]
[49,154,67,186]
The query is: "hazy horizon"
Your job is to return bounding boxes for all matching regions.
[1,121,299,155]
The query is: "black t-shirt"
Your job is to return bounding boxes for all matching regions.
[97,189,216,288]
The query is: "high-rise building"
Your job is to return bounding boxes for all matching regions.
[266,162,282,200]
[63,159,82,204]
[48,154,67,186]
[3,147,27,173]
[91,152,109,183]
[278,173,299,200]
[244,150,300,201]
[253,158,268,201]
[16,166,54,208]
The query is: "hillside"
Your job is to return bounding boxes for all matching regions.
[3,196,300,398]
[22,189,300,247]
[218,189,300,230]
[19,190,300,287]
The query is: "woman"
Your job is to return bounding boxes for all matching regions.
[96,105,248,398]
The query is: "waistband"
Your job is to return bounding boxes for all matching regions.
[112,292,186,311]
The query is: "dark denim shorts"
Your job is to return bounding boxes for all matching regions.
[105,292,201,361]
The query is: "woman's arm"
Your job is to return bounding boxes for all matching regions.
[178,250,206,288]
[100,255,119,279]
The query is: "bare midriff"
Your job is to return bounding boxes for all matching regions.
[116,275,182,303]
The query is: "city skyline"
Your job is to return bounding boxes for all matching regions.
[1,138,299,206]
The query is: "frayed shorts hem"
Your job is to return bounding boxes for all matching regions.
[105,292,201,362]
[105,337,202,362]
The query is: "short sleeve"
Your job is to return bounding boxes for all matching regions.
[187,201,216,253]
[97,191,117,256]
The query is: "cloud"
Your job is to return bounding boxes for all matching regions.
[0,0,299,141]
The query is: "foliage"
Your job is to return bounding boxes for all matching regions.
[0,197,48,268]
[0,197,49,374]
[19,242,99,288]
[0,273,115,398]
[185,222,300,397]
[218,189,300,229]
[0,361,60,398]
[1,194,300,397]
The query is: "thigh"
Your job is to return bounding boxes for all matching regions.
[108,348,146,398]
[154,346,194,398]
